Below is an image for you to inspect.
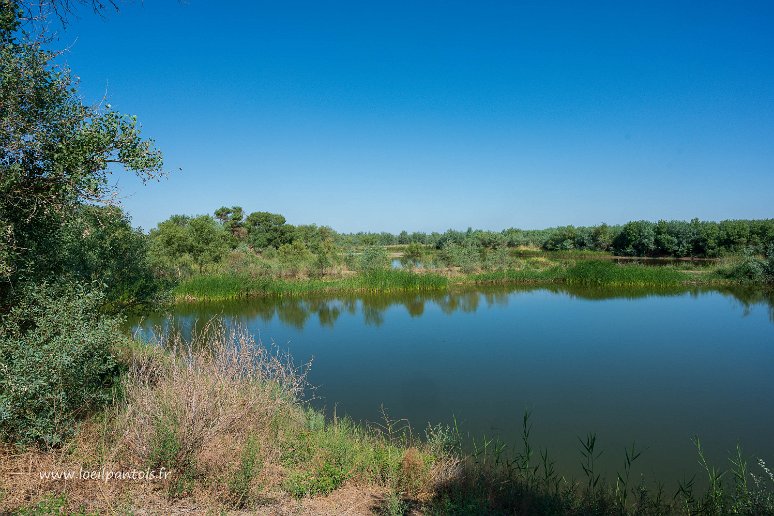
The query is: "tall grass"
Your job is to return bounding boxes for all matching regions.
[564,260,691,286]
[174,269,449,301]
[173,255,757,302]
[425,412,774,515]
[472,260,695,287]
[470,265,566,284]
[1,322,436,513]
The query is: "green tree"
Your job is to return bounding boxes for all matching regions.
[215,205,246,241]
[543,226,578,251]
[613,221,656,256]
[62,205,162,309]
[245,211,292,249]
[358,246,389,272]
[0,0,163,307]
[401,242,425,268]
[591,223,614,251]
[277,240,312,277]
[148,215,195,278]
[1,1,163,446]
[187,215,229,273]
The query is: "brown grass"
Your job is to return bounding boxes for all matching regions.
[0,322,459,514]
[0,322,316,513]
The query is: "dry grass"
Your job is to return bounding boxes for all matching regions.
[0,322,444,514]
[1,322,315,513]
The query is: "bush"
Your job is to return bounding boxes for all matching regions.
[358,246,390,272]
[0,283,121,446]
[440,242,481,273]
[400,243,426,269]
[720,247,774,283]
[62,205,166,310]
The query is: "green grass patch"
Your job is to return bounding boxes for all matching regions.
[173,270,448,301]
[172,258,746,302]
[470,265,566,284]
[280,409,430,499]
[564,260,691,286]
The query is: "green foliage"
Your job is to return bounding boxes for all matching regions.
[360,269,448,291]
[173,269,448,301]
[280,410,420,500]
[61,205,164,309]
[482,246,511,270]
[613,221,656,256]
[381,492,410,516]
[284,461,349,498]
[719,247,774,284]
[440,242,481,272]
[592,223,614,251]
[564,260,689,286]
[149,214,229,276]
[145,402,196,497]
[187,215,229,272]
[0,3,163,307]
[401,242,426,268]
[339,219,774,260]
[358,246,390,272]
[146,405,183,471]
[246,211,293,249]
[215,205,247,241]
[15,493,96,516]
[543,225,579,251]
[228,434,263,507]
[0,283,121,446]
[277,240,313,276]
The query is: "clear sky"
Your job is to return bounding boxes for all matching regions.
[58,1,774,233]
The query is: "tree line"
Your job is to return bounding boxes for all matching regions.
[338,219,774,257]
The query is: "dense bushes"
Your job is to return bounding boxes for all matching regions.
[62,206,165,310]
[720,247,774,283]
[0,0,162,450]
[149,208,342,280]
[0,284,121,446]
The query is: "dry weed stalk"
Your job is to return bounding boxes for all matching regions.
[119,320,310,471]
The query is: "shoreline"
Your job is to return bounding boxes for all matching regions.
[171,261,755,303]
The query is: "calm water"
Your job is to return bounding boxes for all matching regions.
[131,285,774,485]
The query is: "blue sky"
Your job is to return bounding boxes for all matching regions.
[60,1,774,233]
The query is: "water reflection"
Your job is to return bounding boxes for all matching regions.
[127,284,774,486]
[132,285,774,334]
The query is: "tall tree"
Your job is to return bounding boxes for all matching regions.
[0,0,162,307]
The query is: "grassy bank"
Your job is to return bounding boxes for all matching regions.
[172,260,747,302]
[2,321,773,515]
[471,260,696,287]
[173,269,450,301]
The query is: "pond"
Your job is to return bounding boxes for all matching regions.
[130,285,774,486]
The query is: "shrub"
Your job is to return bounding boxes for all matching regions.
[720,247,774,283]
[359,246,390,272]
[0,283,121,446]
[277,241,313,277]
[118,321,309,500]
[228,434,263,507]
[440,242,481,273]
[401,243,426,269]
